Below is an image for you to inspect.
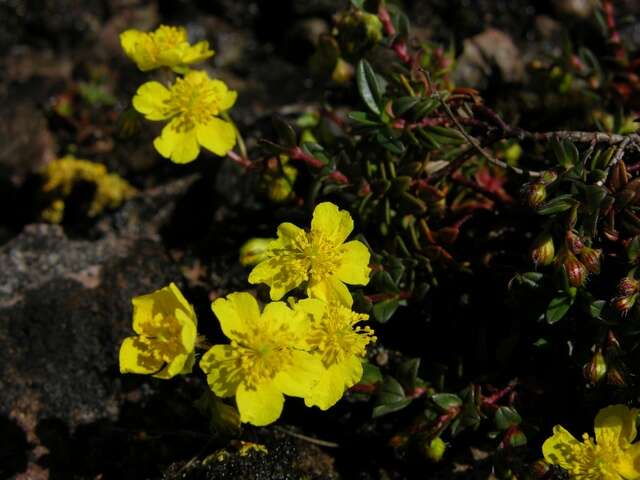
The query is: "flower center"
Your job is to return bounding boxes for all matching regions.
[306,303,375,368]
[163,75,227,131]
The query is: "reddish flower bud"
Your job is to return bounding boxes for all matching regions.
[607,368,625,386]
[583,350,607,384]
[618,277,640,296]
[579,247,601,274]
[566,231,584,254]
[531,459,550,478]
[521,182,546,208]
[530,232,555,267]
[564,253,588,287]
[613,295,637,314]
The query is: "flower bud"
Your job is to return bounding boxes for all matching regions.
[530,232,555,267]
[607,330,621,350]
[618,277,640,296]
[613,294,637,314]
[564,253,588,287]
[422,437,446,463]
[578,247,601,274]
[566,231,584,254]
[239,238,273,267]
[583,350,607,384]
[521,182,546,208]
[540,170,559,186]
[531,459,549,477]
[607,368,625,386]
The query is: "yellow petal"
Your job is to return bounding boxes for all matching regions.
[131,283,194,335]
[176,308,198,353]
[335,240,371,285]
[157,352,191,379]
[119,336,164,375]
[308,276,353,306]
[210,80,238,112]
[311,202,354,245]
[260,301,296,331]
[595,405,638,447]
[181,41,215,64]
[196,117,236,156]
[248,254,308,301]
[542,425,582,471]
[293,297,326,321]
[211,292,260,342]
[154,119,200,164]
[200,344,242,397]
[236,382,284,426]
[304,356,362,410]
[120,29,142,57]
[132,81,171,120]
[274,351,324,398]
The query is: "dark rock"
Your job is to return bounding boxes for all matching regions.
[453,28,525,88]
[162,427,338,480]
[0,224,182,441]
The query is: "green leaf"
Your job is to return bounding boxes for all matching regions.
[431,393,462,410]
[495,406,521,430]
[509,430,528,447]
[537,194,578,215]
[373,298,400,323]
[356,59,382,115]
[360,361,383,385]
[589,300,606,320]
[397,358,421,391]
[272,115,297,148]
[348,111,381,126]
[373,376,412,417]
[393,96,420,116]
[629,236,640,262]
[546,294,574,324]
[551,139,579,168]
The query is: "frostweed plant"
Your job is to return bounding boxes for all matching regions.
[119,283,197,379]
[133,70,237,163]
[543,405,640,479]
[248,202,371,305]
[293,299,376,410]
[199,292,322,426]
[120,25,213,72]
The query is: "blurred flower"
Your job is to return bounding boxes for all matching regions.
[133,70,237,163]
[239,238,274,267]
[119,283,197,379]
[293,298,375,410]
[543,404,640,479]
[120,25,213,72]
[41,155,136,220]
[249,202,371,305]
[200,292,322,426]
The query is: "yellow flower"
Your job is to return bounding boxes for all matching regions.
[200,292,322,426]
[119,283,197,379]
[248,202,371,305]
[133,70,237,164]
[41,155,136,220]
[293,298,375,410]
[543,404,640,479]
[120,25,213,72]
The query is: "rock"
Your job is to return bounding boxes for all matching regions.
[453,28,525,88]
[552,0,596,19]
[162,427,338,480]
[0,224,182,464]
[0,99,57,186]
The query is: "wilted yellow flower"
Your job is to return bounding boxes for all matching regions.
[293,298,375,410]
[133,70,237,164]
[543,404,640,479]
[41,155,136,220]
[248,202,371,305]
[119,283,197,379]
[199,292,322,426]
[120,25,213,72]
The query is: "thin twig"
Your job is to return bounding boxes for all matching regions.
[427,79,543,177]
[597,136,632,186]
[273,426,340,448]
